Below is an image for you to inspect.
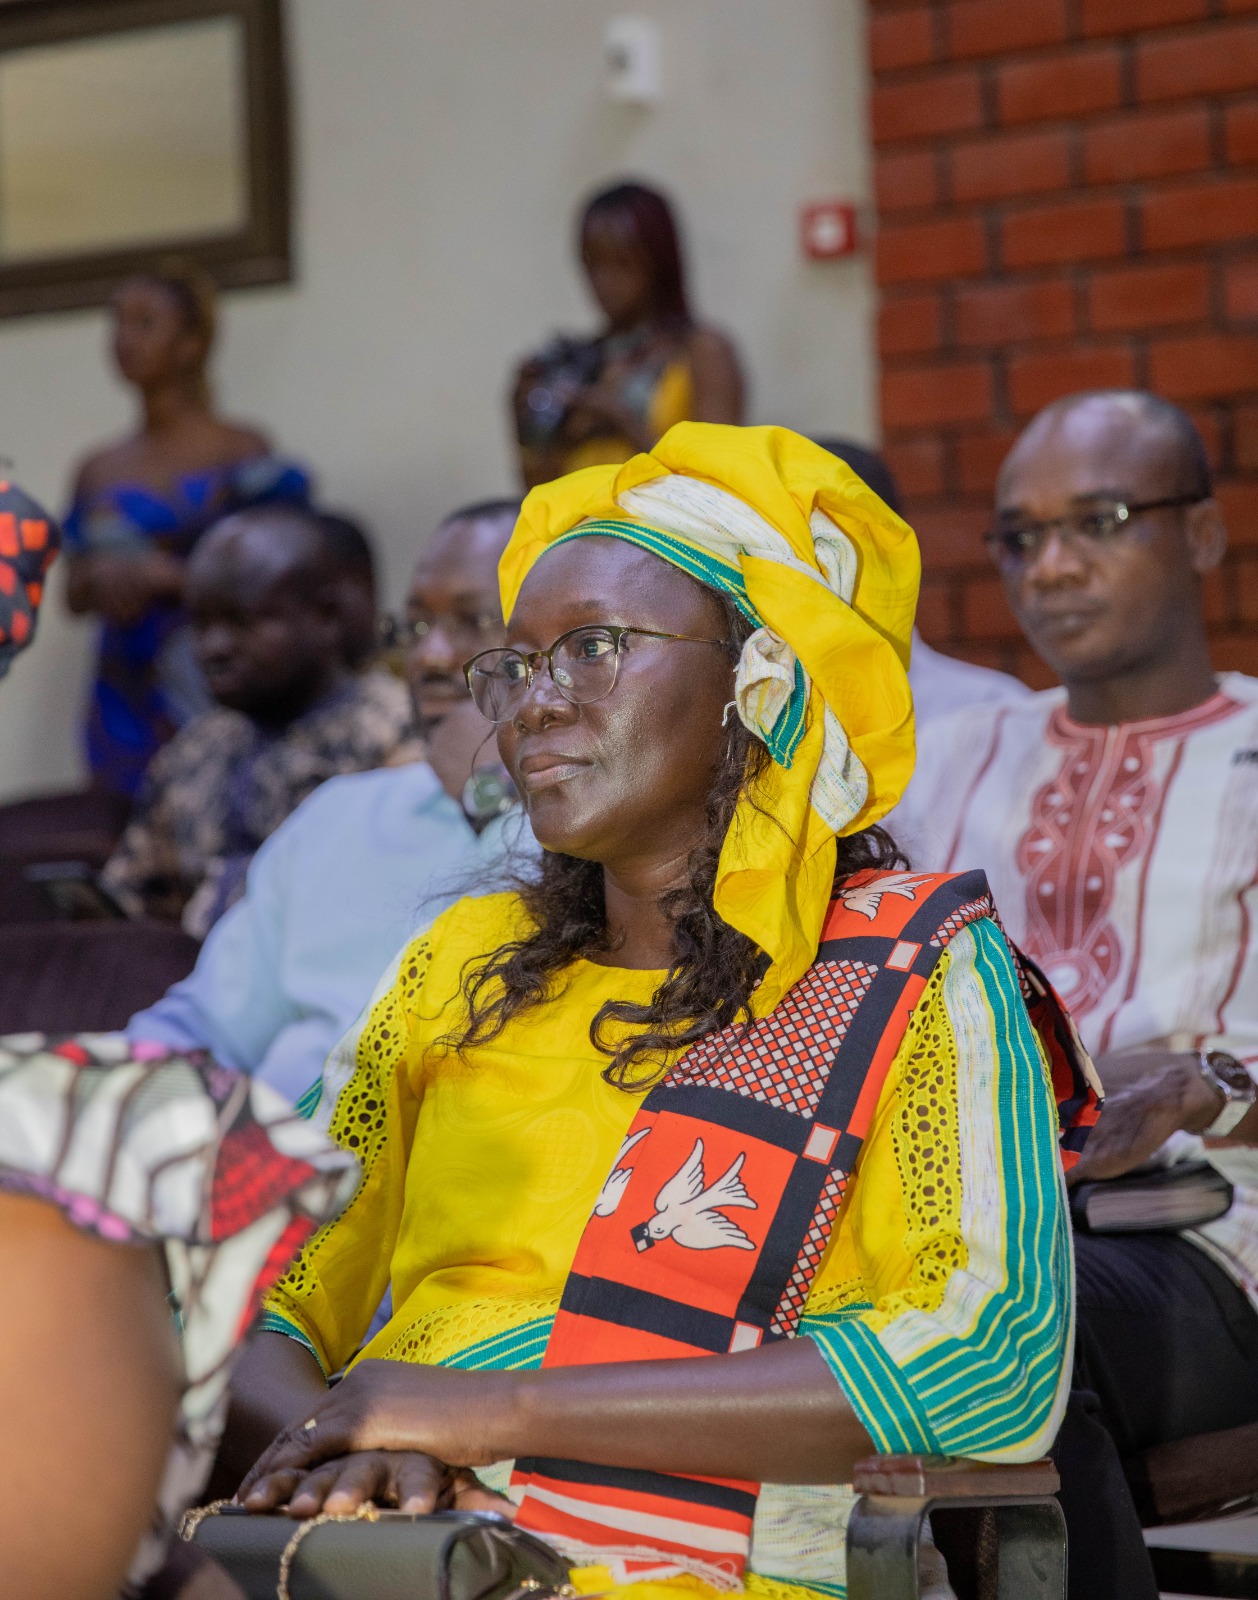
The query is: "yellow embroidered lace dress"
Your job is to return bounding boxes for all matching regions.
[263,892,1071,1599]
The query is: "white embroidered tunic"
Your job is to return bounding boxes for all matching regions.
[892,674,1258,1311]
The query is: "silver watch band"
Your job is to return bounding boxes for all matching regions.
[1207,1097,1253,1138]
[1199,1050,1257,1138]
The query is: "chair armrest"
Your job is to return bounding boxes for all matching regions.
[853,1454,1060,1501]
[1125,1420,1258,1525]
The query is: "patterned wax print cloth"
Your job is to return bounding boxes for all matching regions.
[101,669,419,938]
[519,325,695,483]
[262,883,1077,1600]
[64,457,311,796]
[0,1032,358,1597]
[0,480,60,678]
[892,675,1258,1312]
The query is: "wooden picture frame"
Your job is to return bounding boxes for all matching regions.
[0,0,290,319]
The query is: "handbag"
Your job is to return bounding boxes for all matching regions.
[181,1504,573,1600]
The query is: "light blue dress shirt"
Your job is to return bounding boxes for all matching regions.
[128,761,530,1103]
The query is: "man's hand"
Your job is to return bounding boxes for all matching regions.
[1068,1053,1224,1186]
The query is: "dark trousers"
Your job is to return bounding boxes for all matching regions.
[1051,1232,1258,1600]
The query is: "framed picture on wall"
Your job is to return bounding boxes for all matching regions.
[0,0,290,319]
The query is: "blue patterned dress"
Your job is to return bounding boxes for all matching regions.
[64,457,311,795]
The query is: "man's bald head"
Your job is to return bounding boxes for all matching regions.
[188,506,345,604]
[411,499,519,592]
[999,390,1212,509]
[405,499,520,723]
[187,505,365,723]
[992,389,1226,692]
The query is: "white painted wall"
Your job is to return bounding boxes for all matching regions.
[0,0,875,801]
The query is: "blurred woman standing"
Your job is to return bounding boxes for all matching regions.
[512,182,744,487]
[65,260,309,797]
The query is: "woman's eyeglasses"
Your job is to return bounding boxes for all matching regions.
[464,624,727,724]
[985,493,1203,572]
[378,611,500,650]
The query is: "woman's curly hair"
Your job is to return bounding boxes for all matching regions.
[447,595,905,1090]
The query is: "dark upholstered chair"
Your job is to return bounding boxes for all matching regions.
[0,788,132,925]
[0,921,198,1035]
[1131,1421,1258,1599]
[1128,1419,1258,1527]
[0,787,129,866]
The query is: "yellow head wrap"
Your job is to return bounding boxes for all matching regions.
[499,422,919,1014]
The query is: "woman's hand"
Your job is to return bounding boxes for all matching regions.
[243,1449,448,1518]
[240,1342,873,1503]
[564,384,651,450]
[244,1450,517,1521]
[237,1360,516,1503]
[70,550,185,625]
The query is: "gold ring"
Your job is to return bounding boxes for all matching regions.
[302,1417,317,1431]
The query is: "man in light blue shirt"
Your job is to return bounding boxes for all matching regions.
[128,499,528,1105]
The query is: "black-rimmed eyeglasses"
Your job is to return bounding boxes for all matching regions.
[378,611,501,650]
[463,623,728,724]
[985,494,1204,572]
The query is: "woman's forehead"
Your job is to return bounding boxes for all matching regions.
[581,208,641,251]
[511,537,717,631]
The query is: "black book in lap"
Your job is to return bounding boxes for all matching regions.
[1070,1160,1234,1235]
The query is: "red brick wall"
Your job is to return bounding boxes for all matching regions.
[870,0,1258,685]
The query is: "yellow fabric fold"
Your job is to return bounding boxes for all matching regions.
[498,423,919,1013]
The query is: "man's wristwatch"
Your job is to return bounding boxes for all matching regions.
[1198,1050,1257,1137]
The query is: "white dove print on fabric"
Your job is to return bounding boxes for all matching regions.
[837,871,939,922]
[592,1127,650,1217]
[631,1137,758,1252]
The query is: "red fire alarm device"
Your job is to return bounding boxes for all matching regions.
[801,200,858,260]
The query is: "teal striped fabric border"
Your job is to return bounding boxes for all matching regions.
[440,1315,553,1373]
[552,519,756,622]
[257,1309,327,1375]
[294,1077,323,1120]
[803,919,1070,1459]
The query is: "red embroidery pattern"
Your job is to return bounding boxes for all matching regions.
[1017,697,1238,1020]
[669,958,877,1116]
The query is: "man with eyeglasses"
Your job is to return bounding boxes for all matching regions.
[892,390,1258,1599]
[125,498,529,1108]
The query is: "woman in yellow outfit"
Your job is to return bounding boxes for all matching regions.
[233,424,1083,1600]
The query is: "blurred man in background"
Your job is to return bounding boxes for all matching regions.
[101,503,416,937]
[127,499,526,1106]
[893,391,1258,1600]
